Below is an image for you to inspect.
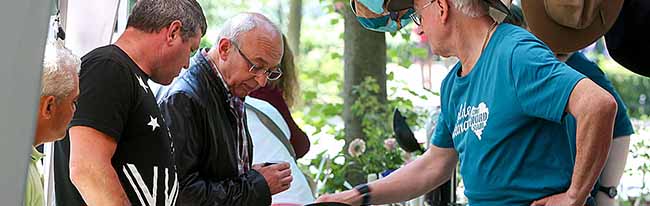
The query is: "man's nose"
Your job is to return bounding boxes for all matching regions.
[255,74,268,87]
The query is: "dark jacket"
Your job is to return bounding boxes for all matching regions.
[157,49,271,206]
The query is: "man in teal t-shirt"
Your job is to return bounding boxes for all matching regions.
[432,23,586,205]
[316,1,617,205]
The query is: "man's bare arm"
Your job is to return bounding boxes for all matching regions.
[69,126,130,206]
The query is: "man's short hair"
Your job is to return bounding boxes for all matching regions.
[216,12,282,47]
[127,0,207,40]
[41,41,80,100]
[451,0,489,17]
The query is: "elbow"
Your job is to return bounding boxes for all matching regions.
[595,93,618,121]
[69,160,87,188]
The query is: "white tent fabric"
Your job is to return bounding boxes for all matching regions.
[64,0,121,57]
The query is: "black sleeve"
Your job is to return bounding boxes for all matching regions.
[69,59,133,141]
[159,92,271,206]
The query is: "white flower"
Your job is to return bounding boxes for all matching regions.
[384,138,397,150]
[348,138,366,157]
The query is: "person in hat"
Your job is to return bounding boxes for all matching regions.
[507,5,634,206]
[317,0,617,205]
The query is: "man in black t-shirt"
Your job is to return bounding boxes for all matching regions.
[53,0,206,205]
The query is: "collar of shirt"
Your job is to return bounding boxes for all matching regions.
[201,49,231,96]
[31,146,44,162]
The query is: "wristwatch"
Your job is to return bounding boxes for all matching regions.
[598,185,618,198]
[354,184,371,206]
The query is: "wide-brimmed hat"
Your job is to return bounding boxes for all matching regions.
[522,0,624,53]
[605,0,650,77]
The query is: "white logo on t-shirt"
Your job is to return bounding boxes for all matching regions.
[453,102,490,140]
[122,164,179,206]
[136,75,149,93]
[148,115,160,131]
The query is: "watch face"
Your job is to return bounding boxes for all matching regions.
[609,188,618,198]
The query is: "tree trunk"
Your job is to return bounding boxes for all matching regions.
[287,0,302,55]
[342,5,387,186]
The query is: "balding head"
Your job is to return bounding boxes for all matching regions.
[215,12,283,58]
[211,12,284,98]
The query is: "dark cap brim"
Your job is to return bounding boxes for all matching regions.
[386,0,414,12]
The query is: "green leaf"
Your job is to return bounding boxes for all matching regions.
[330,18,339,25]
[303,90,317,101]
[387,71,395,81]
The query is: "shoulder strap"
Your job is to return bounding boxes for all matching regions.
[245,102,297,160]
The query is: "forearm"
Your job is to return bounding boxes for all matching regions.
[70,161,130,206]
[177,170,271,205]
[369,148,456,204]
[569,98,616,204]
[332,147,457,205]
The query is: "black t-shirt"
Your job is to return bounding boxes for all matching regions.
[54,45,178,206]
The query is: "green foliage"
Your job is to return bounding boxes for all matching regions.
[597,55,650,118]
[307,76,431,194]
[349,77,405,173]
[624,120,650,204]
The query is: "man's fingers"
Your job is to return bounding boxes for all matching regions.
[280,174,293,184]
[274,162,290,170]
[278,167,292,177]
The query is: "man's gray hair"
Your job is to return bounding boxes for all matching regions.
[41,41,80,100]
[127,0,207,40]
[216,12,282,47]
[451,0,489,17]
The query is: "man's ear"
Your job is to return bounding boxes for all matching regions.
[40,96,56,120]
[166,20,183,44]
[217,38,231,61]
[438,0,450,24]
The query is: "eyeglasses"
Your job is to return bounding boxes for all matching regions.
[409,0,436,26]
[230,40,283,81]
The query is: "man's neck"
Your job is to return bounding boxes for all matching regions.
[452,16,496,77]
[206,48,233,89]
[114,28,158,76]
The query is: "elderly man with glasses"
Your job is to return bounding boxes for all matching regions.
[317,0,617,206]
[157,12,291,205]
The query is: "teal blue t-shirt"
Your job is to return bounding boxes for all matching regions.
[563,52,634,161]
[432,24,586,205]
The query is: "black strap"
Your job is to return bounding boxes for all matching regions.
[245,102,297,160]
[354,184,371,205]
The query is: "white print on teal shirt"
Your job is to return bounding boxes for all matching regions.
[453,102,490,140]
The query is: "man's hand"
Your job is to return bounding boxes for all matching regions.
[254,162,292,194]
[315,190,362,206]
[531,192,584,206]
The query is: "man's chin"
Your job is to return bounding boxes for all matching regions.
[151,76,175,86]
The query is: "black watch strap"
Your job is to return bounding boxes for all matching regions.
[598,185,618,198]
[354,184,371,206]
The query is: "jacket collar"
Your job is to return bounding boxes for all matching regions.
[192,48,232,101]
